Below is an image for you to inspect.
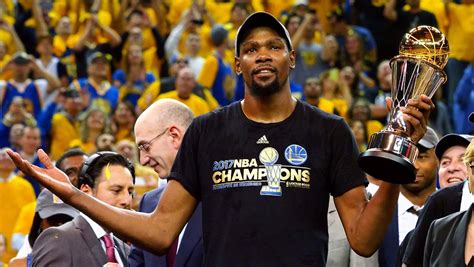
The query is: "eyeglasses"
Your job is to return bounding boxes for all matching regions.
[469,163,474,173]
[137,127,168,153]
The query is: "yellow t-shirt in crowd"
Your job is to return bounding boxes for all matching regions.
[445,3,474,61]
[202,88,219,111]
[198,55,219,89]
[366,120,384,140]
[138,80,161,112]
[157,91,211,116]
[115,128,134,143]
[50,112,80,161]
[318,98,336,114]
[11,201,36,242]
[69,139,96,155]
[0,175,35,263]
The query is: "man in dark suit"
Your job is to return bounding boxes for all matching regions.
[128,99,203,267]
[32,152,135,266]
[424,138,474,266]
[402,133,473,266]
[378,127,439,267]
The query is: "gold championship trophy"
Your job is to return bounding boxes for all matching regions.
[358,26,449,184]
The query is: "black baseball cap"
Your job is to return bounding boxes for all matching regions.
[435,134,474,159]
[235,12,293,57]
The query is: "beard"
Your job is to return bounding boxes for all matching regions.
[248,72,286,97]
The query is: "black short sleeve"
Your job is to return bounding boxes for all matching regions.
[329,118,368,197]
[168,120,202,200]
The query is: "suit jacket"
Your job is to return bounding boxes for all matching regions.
[402,182,463,266]
[32,215,130,267]
[379,206,399,267]
[424,205,474,267]
[326,196,378,267]
[128,186,204,267]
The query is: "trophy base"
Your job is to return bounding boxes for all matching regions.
[260,186,282,196]
[358,132,418,184]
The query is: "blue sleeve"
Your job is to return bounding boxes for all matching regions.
[37,102,58,140]
[112,69,126,86]
[233,75,245,102]
[355,26,377,51]
[454,65,474,107]
[107,86,119,111]
[145,72,156,83]
[0,122,11,148]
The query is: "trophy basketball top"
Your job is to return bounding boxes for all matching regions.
[399,25,449,69]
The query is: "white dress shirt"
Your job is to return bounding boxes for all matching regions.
[398,193,421,245]
[81,213,124,266]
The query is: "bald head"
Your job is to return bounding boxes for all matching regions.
[135,99,194,133]
[176,67,196,99]
[134,99,194,177]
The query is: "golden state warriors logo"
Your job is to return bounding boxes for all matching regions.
[284,145,307,166]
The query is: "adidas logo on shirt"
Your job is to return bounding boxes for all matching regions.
[256,135,269,144]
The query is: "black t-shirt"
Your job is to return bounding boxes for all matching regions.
[170,101,367,266]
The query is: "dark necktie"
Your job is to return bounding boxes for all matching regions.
[166,239,179,267]
[102,233,118,263]
[407,206,421,216]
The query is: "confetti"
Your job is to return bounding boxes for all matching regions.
[105,163,111,180]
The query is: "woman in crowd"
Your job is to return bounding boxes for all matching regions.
[320,70,352,119]
[113,44,155,106]
[111,101,136,142]
[70,107,109,155]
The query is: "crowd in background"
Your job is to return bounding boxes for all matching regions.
[1,0,474,265]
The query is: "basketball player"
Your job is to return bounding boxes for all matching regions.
[7,12,434,266]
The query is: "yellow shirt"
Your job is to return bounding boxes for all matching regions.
[420,0,448,32]
[69,139,96,155]
[445,3,474,61]
[157,91,211,116]
[12,201,36,237]
[115,128,134,143]
[323,98,349,119]
[138,80,162,112]
[198,55,219,89]
[318,98,336,114]
[0,175,35,263]
[366,120,384,140]
[50,112,80,161]
[203,88,219,111]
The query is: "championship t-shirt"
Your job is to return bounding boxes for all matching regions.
[169,100,367,266]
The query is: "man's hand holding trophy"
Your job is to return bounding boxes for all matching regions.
[358,26,449,184]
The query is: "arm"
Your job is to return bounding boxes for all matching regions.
[291,13,313,50]
[0,23,25,52]
[7,149,198,255]
[32,0,49,36]
[150,0,168,33]
[164,14,188,62]
[29,57,61,93]
[335,183,399,256]
[92,15,122,47]
[336,95,434,256]
[73,19,94,51]
[150,26,165,60]
[383,0,398,21]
